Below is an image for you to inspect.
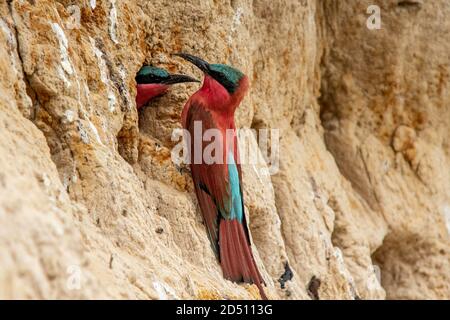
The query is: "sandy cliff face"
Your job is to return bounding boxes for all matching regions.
[0,0,448,299]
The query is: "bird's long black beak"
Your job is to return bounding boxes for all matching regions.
[162,73,200,85]
[173,53,211,74]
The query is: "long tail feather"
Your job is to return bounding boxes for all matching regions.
[219,220,268,300]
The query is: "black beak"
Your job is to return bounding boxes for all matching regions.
[173,53,211,74]
[162,73,200,85]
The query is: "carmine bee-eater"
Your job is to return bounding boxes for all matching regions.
[135,65,199,109]
[175,53,267,300]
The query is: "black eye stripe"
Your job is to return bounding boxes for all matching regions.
[135,73,168,84]
[211,71,237,94]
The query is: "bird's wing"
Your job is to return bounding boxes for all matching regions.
[185,101,231,257]
[184,101,265,296]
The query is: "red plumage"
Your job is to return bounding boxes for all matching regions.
[182,75,267,300]
[136,83,169,108]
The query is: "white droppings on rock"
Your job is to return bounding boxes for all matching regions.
[101,120,111,144]
[109,0,119,44]
[366,264,382,292]
[232,7,244,29]
[152,281,179,300]
[0,19,14,44]
[77,121,90,144]
[42,173,51,188]
[61,162,78,190]
[107,91,117,113]
[62,175,69,190]
[51,23,73,76]
[74,77,84,110]
[57,65,71,88]
[90,38,107,83]
[83,82,92,110]
[118,66,131,108]
[88,120,102,144]
[89,37,117,112]
[155,53,169,64]
[76,93,102,145]
[0,18,18,75]
[441,205,450,235]
[318,230,332,260]
[90,0,97,10]
[63,110,75,123]
[333,248,358,297]
[228,7,244,44]
[334,248,349,277]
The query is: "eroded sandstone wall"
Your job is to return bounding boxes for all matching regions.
[0,0,448,299]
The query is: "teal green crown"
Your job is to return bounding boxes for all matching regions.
[137,66,169,78]
[208,64,244,93]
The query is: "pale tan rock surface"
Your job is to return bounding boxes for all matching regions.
[0,0,448,299]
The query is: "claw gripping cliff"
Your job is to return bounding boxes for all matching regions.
[0,0,449,299]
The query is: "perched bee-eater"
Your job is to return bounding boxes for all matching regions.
[135,65,199,108]
[175,53,267,300]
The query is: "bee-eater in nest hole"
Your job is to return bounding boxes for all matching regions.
[175,53,268,300]
[135,65,199,109]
